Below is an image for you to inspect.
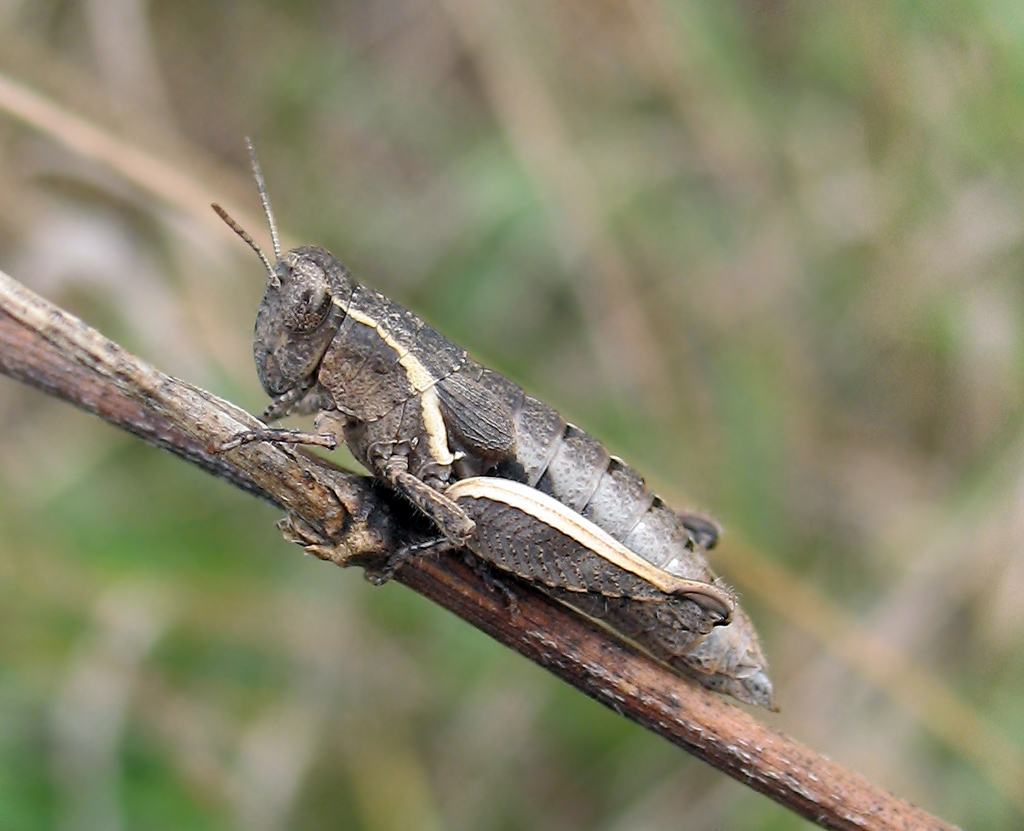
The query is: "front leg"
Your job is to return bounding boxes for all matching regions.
[217,427,337,452]
[218,407,344,453]
[262,383,335,422]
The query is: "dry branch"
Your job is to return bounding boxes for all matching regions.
[0,268,958,831]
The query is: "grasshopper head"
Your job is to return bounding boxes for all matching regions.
[252,245,353,397]
[213,139,355,403]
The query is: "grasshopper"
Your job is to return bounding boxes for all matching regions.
[216,141,774,709]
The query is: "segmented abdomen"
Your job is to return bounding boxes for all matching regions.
[461,365,711,582]
[453,362,774,708]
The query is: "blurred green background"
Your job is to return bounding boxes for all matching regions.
[1,1,1023,828]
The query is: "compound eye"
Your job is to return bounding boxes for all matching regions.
[282,257,332,332]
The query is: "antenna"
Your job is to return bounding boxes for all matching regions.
[246,137,281,260]
[210,138,285,288]
[211,203,280,288]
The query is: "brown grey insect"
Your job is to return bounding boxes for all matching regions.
[215,140,774,709]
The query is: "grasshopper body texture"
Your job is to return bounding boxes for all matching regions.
[216,143,774,709]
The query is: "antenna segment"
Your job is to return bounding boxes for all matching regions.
[246,137,281,260]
